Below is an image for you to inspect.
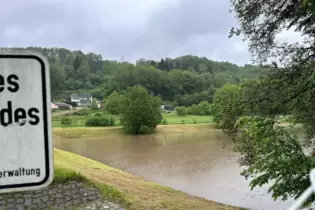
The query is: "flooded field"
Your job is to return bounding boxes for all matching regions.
[54,126,295,209]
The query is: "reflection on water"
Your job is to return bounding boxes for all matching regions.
[54,128,294,210]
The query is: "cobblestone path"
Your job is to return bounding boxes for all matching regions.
[0,181,124,210]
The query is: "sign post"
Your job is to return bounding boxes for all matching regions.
[0,51,53,193]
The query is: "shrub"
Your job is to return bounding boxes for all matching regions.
[186,104,200,115]
[109,117,115,126]
[161,110,169,114]
[162,119,168,125]
[104,91,124,115]
[117,117,123,125]
[175,106,187,116]
[85,116,115,127]
[186,101,211,116]
[61,117,72,126]
[209,104,215,115]
[198,101,211,115]
[73,109,90,116]
[94,112,102,117]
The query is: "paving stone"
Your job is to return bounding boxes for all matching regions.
[0,181,124,210]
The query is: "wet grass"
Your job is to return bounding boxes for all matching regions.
[54,148,246,210]
[53,167,86,184]
[53,123,219,140]
[162,112,213,124]
[53,126,124,138]
[52,113,213,127]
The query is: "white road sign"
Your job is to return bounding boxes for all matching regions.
[0,51,53,193]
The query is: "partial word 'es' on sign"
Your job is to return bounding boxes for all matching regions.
[0,51,53,193]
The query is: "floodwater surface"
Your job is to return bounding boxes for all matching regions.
[54,127,295,210]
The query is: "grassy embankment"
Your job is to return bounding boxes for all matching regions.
[54,148,246,210]
[52,111,214,128]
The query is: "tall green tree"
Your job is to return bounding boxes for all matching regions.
[229,0,315,206]
[212,84,244,134]
[234,116,313,203]
[104,91,123,115]
[119,86,162,134]
[49,62,65,100]
[230,0,315,65]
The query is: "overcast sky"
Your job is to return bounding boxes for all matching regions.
[0,0,302,65]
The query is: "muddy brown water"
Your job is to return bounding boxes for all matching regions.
[54,128,296,210]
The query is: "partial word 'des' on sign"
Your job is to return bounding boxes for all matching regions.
[0,51,53,193]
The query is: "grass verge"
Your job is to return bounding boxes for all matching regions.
[52,123,219,139]
[53,166,130,206]
[54,148,246,210]
[163,113,213,124]
[52,113,213,128]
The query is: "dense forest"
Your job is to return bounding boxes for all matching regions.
[1,47,269,105]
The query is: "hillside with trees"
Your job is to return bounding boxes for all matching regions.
[1,47,269,105]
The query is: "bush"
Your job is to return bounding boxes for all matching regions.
[198,101,211,115]
[162,119,168,125]
[186,104,200,115]
[94,112,102,117]
[175,106,187,116]
[104,91,124,115]
[186,101,211,115]
[61,117,72,126]
[72,109,90,116]
[161,110,169,114]
[85,115,115,127]
[117,117,123,125]
[208,104,214,115]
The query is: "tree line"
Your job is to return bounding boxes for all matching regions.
[1,47,269,106]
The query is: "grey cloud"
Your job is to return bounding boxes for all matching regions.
[146,0,233,40]
[0,0,251,64]
[133,0,247,63]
